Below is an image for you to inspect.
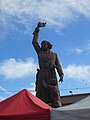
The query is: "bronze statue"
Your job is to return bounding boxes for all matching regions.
[32,22,64,108]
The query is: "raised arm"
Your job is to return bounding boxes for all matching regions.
[32,22,46,53]
[32,26,40,53]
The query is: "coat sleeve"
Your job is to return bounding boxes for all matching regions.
[55,53,64,77]
[32,27,41,54]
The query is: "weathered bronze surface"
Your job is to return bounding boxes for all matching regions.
[32,22,64,108]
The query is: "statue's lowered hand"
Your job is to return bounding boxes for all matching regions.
[59,75,64,83]
[37,22,46,28]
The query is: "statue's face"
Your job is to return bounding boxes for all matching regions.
[41,41,48,51]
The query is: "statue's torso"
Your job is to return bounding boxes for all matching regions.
[38,50,56,70]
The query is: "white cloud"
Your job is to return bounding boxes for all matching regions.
[74,48,84,54]
[0,0,90,33]
[0,58,38,79]
[0,95,5,101]
[25,87,36,96]
[24,82,35,91]
[0,86,13,101]
[0,86,12,101]
[21,82,36,95]
[64,64,90,82]
[74,42,90,55]
[0,86,12,95]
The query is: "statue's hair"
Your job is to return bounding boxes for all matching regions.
[41,40,52,50]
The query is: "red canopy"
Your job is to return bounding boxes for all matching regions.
[0,89,52,120]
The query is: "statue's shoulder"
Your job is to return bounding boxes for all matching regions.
[50,51,57,56]
[50,51,57,59]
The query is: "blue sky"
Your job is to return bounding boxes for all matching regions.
[0,0,90,101]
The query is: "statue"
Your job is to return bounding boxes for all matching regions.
[32,22,64,108]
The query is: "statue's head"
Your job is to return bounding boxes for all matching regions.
[41,40,52,51]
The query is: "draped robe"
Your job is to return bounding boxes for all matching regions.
[32,32,64,107]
